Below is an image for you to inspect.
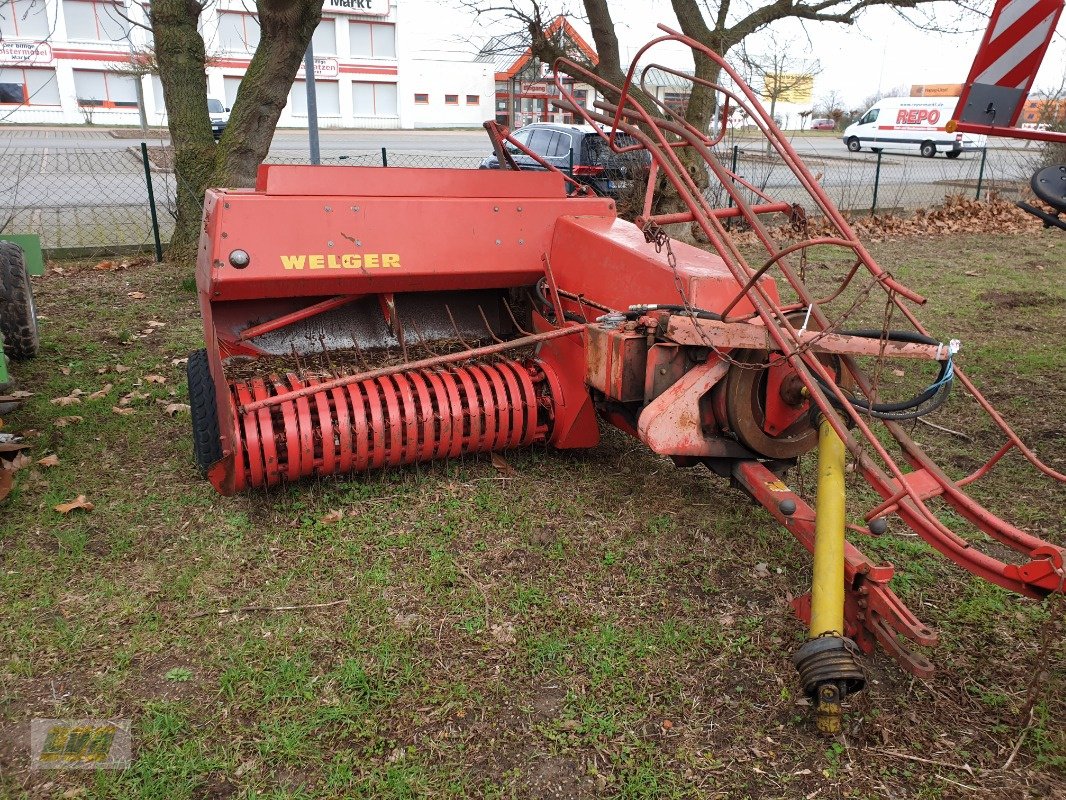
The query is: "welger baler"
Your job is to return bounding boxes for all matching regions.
[190,26,1065,733]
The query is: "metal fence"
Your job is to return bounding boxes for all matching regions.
[0,139,1046,255]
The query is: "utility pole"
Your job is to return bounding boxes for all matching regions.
[304,43,321,165]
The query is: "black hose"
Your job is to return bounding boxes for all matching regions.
[813,329,953,419]
[637,304,723,321]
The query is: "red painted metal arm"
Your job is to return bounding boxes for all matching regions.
[732,460,937,677]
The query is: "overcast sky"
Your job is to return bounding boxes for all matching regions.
[406,0,1066,109]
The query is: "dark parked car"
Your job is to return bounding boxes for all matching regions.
[480,122,648,198]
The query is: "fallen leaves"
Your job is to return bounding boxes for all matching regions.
[144,375,167,384]
[88,383,114,400]
[111,406,136,416]
[8,452,31,471]
[118,391,149,407]
[37,454,60,467]
[50,394,81,406]
[164,403,190,416]
[54,416,83,427]
[93,257,152,272]
[490,452,515,476]
[318,509,344,525]
[55,495,94,514]
[735,193,1044,246]
[127,291,147,300]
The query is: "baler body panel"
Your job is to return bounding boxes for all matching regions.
[547,216,777,315]
[199,195,616,302]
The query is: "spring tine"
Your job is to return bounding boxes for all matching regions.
[477,304,507,344]
[318,334,334,374]
[407,318,440,359]
[395,306,410,363]
[290,343,304,377]
[502,298,533,337]
[350,336,370,371]
[444,303,477,354]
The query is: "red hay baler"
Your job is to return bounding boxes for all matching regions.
[189,27,1065,732]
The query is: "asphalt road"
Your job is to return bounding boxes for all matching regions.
[0,125,1045,249]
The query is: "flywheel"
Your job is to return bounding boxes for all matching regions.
[723,318,850,460]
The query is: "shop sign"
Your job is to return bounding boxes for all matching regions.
[324,0,389,15]
[0,41,53,66]
[299,58,340,78]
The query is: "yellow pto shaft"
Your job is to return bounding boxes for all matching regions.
[810,418,847,638]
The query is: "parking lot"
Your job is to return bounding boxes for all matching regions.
[0,126,1044,252]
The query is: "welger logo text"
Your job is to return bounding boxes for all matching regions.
[895,109,941,125]
[280,253,401,270]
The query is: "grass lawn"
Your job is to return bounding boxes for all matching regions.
[1,230,1064,799]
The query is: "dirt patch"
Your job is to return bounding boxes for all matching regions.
[980,290,1065,310]
[524,755,597,799]
[531,684,566,718]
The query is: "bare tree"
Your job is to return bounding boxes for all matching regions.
[815,89,847,120]
[735,35,820,140]
[464,0,971,212]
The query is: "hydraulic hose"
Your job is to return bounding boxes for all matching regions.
[813,329,955,420]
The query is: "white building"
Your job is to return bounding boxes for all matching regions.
[0,0,494,129]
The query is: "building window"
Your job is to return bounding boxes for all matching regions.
[290,79,340,116]
[1,0,51,38]
[72,69,138,107]
[0,66,60,105]
[73,70,135,108]
[312,17,336,55]
[218,11,260,53]
[63,1,129,42]
[353,81,397,117]
[466,94,479,105]
[414,93,428,104]
[350,22,396,58]
[444,94,458,105]
[223,76,242,108]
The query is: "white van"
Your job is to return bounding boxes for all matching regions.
[207,97,230,139]
[842,97,985,158]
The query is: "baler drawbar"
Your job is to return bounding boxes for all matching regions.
[190,27,1065,733]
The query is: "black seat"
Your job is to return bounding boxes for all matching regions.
[1031,165,1066,214]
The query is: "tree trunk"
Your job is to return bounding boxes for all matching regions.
[212,1,324,188]
[153,0,325,261]
[151,0,214,259]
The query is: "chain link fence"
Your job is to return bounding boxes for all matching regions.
[0,138,1047,255]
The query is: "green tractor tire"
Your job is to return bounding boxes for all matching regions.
[0,241,39,360]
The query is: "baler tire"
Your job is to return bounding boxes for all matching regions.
[0,241,40,360]
[187,349,223,476]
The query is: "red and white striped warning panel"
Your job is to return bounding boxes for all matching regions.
[953,0,1064,128]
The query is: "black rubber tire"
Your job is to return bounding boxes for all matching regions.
[846,137,861,153]
[945,150,961,159]
[0,241,39,360]
[187,348,223,476]
[920,141,936,158]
